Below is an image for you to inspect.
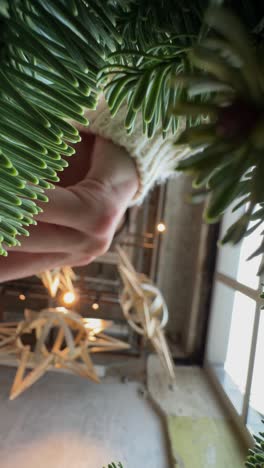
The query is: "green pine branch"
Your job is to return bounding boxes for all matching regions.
[245,421,264,467]
[0,0,206,255]
[100,0,205,138]
[0,0,263,261]
[0,3,263,466]
[171,5,264,268]
[0,0,116,255]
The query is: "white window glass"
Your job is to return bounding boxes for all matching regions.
[224,292,255,393]
[236,221,262,290]
[247,311,264,434]
[217,207,242,281]
[206,281,235,365]
[217,207,262,290]
[207,283,255,414]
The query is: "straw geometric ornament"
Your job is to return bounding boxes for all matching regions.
[116,246,175,380]
[38,266,76,298]
[0,308,129,400]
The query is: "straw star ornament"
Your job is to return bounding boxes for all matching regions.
[0,308,129,400]
[116,246,175,380]
[38,266,76,298]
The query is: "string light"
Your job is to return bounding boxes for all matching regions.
[157,222,166,233]
[62,291,76,305]
[92,302,99,311]
[19,294,26,301]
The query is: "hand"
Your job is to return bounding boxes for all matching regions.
[0,136,139,282]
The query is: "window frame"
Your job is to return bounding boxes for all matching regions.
[204,212,264,445]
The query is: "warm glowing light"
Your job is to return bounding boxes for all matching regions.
[19,294,26,301]
[92,302,99,311]
[89,336,97,342]
[62,291,76,305]
[50,275,60,298]
[157,222,166,233]
[56,307,69,314]
[83,318,104,334]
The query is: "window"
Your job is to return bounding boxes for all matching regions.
[205,205,264,437]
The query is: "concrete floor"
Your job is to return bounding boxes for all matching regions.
[147,357,247,468]
[0,366,169,468]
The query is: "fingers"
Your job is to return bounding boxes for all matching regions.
[37,185,88,230]
[37,136,138,234]
[7,222,86,253]
[0,252,68,282]
[37,181,117,236]
[0,137,139,282]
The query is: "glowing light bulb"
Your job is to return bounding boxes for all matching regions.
[84,318,104,334]
[92,302,99,311]
[157,222,166,233]
[62,291,76,305]
[19,294,26,301]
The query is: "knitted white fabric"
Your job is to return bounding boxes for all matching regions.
[79,97,188,205]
